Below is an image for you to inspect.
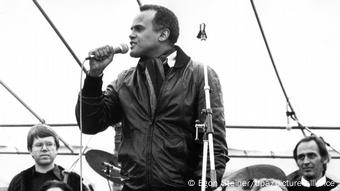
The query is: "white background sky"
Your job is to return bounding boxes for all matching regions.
[0,0,339,189]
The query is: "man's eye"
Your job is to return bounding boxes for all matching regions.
[297,155,305,160]
[307,153,316,159]
[135,26,143,32]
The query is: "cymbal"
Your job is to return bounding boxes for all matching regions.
[85,149,122,184]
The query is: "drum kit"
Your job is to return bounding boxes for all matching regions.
[85,149,290,191]
[85,149,122,185]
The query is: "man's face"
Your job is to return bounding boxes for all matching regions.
[129,10,162,58]
[30,136,58,166]
[296,140,325,181]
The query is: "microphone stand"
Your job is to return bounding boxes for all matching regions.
[195,23,217,191]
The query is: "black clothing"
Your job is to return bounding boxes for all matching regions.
[30,170,56,191]
[7,165,86,191]
[76,46,228,191]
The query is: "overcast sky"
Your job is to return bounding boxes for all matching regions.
[1,0,339,188]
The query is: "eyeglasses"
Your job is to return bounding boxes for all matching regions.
[33,142,56,150]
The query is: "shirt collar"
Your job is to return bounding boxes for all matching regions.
[166,50,177,68]
[301,175,326,187]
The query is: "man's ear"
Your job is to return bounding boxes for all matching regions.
[159,28,170,42]
[322,157,329,164]
[28,149,34,158]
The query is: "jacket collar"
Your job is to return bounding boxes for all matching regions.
[137,45,191,71]
[172,45,191,69]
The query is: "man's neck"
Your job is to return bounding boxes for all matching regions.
[35,163,55,173]
[150,44,174,58]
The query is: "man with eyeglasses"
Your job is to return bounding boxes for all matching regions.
[7,124,87,191]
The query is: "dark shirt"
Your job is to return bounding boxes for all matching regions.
[29,169,58,191]
[7,165,87,191]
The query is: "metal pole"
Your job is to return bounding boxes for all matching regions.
[0,79,45,123]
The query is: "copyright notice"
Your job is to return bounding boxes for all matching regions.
[187,179,218,188]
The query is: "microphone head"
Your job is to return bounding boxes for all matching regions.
[118,43,129,54]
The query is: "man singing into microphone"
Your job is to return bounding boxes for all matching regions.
[76,4,228,191]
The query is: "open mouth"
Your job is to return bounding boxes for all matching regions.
[130,42,137,48]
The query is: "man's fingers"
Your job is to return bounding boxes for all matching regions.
[88,45,113,59]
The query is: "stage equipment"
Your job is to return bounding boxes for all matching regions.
[32,0,88,74]
[0,80,45,123]
[136,0,142,7]
[195,23,218,191]
[0,79,74,153]
[249,0,340,156]
[85,149,122,184]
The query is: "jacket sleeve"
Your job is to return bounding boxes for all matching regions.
[194,64,229,186]
[75,74,123,134]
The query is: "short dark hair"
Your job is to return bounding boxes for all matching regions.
[140,4,179,44]
[293,135,330,173]
[27,124,60,151]
[39,180,73,191]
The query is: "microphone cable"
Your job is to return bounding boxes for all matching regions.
[78,59,87,191]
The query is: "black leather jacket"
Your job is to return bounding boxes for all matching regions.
[76,46,228,191]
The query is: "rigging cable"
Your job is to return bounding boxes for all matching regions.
[136,0,142,8]
[249,0,340,155]
[249,0,305,135]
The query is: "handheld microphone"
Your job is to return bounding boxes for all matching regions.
[86,43,129,60]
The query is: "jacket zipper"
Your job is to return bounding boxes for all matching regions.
[146,118,156,190]
[145,70,171,190]
[145,70,157,190]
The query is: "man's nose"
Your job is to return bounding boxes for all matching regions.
[129,32,136,39]
[41,144,48,150]
[302,156,311,164]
